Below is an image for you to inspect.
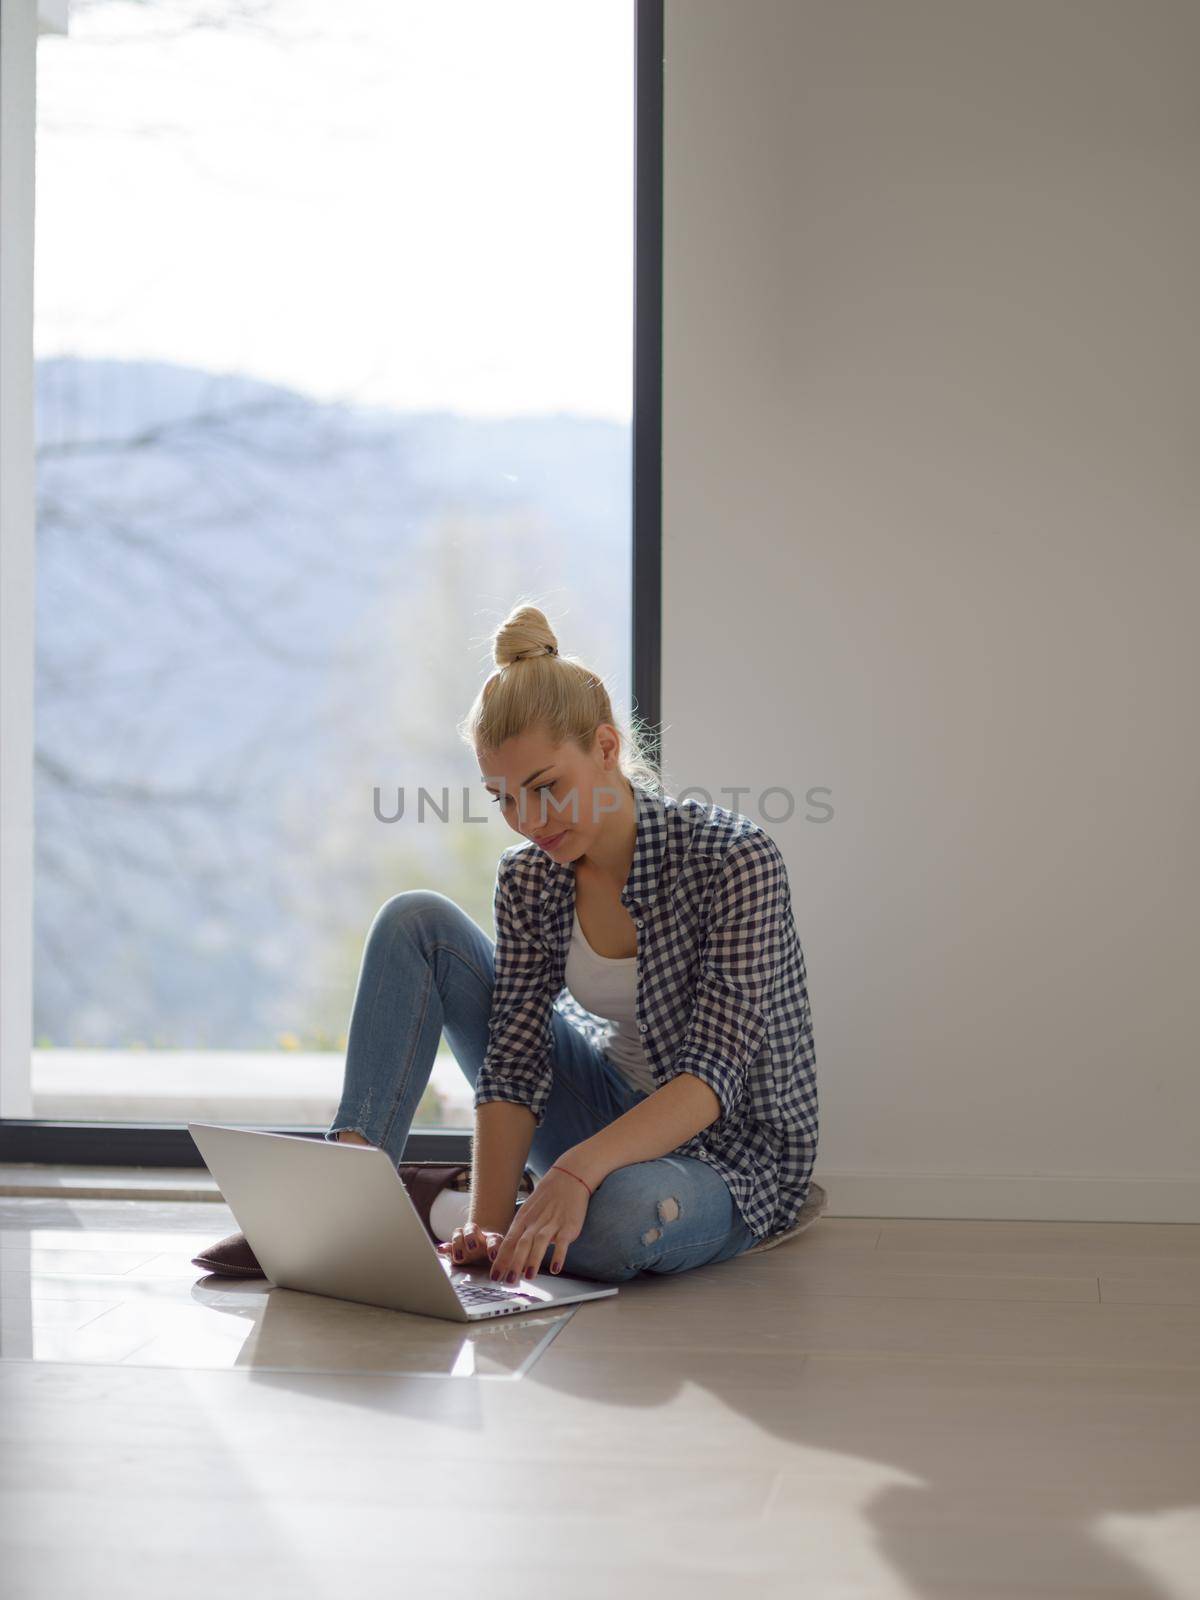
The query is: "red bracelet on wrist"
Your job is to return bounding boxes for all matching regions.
[551,1162,593,1197]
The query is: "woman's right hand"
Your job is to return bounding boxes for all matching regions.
[436,1220,503,1269]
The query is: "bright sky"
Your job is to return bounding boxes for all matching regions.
[34,0,634,420]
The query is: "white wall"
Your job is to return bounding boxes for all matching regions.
[661,0,1199,1221]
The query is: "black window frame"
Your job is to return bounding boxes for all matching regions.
[0,0,664,1170]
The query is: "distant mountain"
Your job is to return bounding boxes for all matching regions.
[32,355,630,1050]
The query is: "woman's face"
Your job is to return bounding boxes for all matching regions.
[479,730,625,859]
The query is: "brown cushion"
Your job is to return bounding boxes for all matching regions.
[191,1229,265,1277]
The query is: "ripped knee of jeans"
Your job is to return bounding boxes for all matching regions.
[641,1193,681,1245]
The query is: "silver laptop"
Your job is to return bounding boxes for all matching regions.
[187,1122,619,1322]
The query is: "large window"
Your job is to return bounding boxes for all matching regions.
[17,0,640,1146]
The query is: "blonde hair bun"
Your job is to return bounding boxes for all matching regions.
[458,598,663,797]
[494,606,559,669]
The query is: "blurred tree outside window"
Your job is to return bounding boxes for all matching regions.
[31,0,634,1129]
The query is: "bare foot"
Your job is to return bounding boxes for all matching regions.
[334,1129,372,1146]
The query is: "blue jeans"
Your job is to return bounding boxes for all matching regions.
[323,889,761,1283]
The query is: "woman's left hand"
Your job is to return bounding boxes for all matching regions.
[489,1163,592,1284]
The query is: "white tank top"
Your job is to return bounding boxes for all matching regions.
[563,906,657,1097]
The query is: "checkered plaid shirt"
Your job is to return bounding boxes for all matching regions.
[474,781,820,1243]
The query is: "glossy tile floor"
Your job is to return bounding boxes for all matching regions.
[0,1196,570,1378]
[2,1190,1198,1599]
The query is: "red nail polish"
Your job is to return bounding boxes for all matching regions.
[506,1271,515,1283]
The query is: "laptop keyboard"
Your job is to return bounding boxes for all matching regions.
[455,1278,538,1309]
